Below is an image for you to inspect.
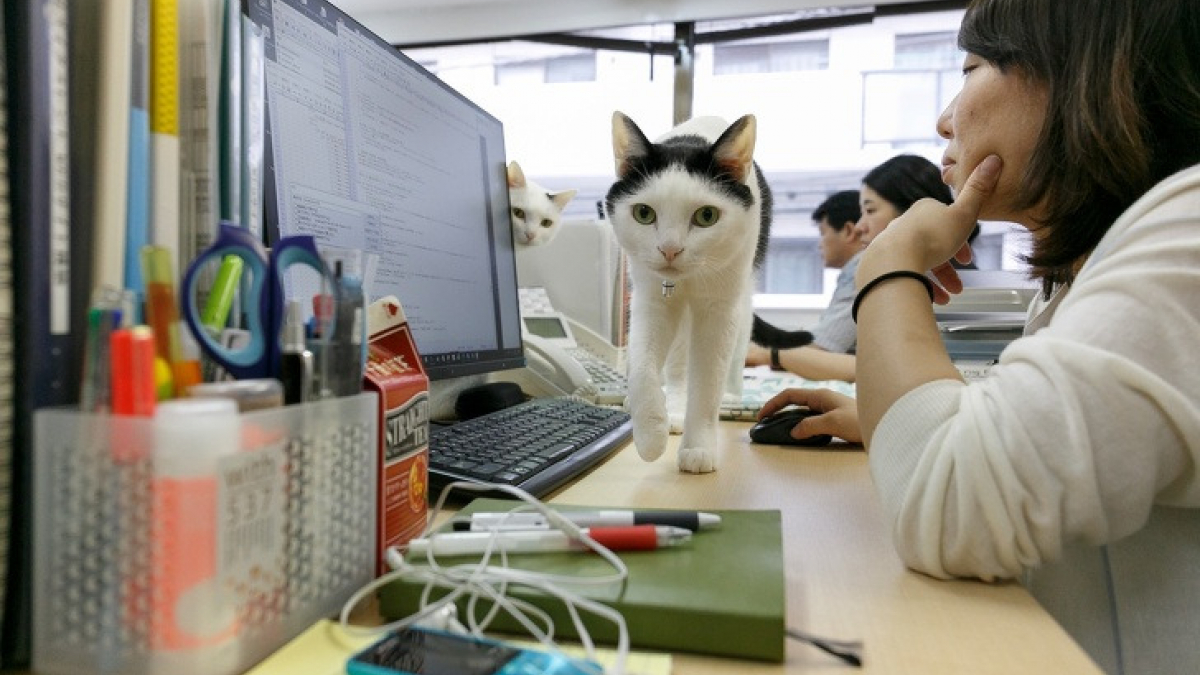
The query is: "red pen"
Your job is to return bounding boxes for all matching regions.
[405,524,692,557]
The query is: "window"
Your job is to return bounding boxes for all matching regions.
[545,54,597,83]
[861,69,959,146]
[402,8,998,311]
[760,238,824,294]
[713,39,829,75]
[861,31,961,148]
[495,53,597,85]
[894,31,960,69]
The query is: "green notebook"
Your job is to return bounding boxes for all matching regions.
[377,499,786,662]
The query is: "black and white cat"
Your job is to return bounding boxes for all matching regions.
[605,112,807,473]
[507,160,577,247]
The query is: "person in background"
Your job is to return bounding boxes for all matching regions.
[746,190,860,374]
[761,0,1200,671]
[749,155,950,382]
[855,154,952,246]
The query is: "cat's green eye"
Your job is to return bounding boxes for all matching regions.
[541,219,553,228]
[692,206,720,227]
[512,208,525,220]
[631,204,656,225]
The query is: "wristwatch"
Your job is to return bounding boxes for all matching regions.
[770,347,784,371]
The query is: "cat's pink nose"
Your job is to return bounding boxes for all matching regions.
[658,245,684,262]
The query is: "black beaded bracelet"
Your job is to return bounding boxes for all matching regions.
[851,270,935,323]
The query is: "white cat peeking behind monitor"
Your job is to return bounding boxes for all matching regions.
[507,161,577,247]
[605,112,770,474]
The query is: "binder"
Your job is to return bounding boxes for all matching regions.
[178,0,224,263]
[0,6,13,662]
[150,0,181,270]
[4,0,78,666]
[81,0,134,294]
[378,499,787,662]
[125,0,150,313]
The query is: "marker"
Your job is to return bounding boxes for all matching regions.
[110,326,158,417]
[280,299,313,404]
[451,510,722,533]
[407,525,691,557]
[141,245,185,396]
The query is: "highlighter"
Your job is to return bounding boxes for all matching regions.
[110,326,158,417]
[141,245,184,394]
[200,253,243,334]
[109,326,158,465]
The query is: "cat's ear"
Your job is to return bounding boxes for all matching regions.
[611,111,653,179]
[711,115,757,183]
[507,161,526,188]
[548,189,577,211]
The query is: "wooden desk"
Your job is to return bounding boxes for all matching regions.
[542,420,1102,674]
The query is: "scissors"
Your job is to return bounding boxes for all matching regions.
[182,221,332,380]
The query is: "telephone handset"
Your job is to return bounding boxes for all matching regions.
[521,332,598,399]
[510,287,628,406]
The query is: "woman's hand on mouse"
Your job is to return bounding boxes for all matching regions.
[758,388,862,445]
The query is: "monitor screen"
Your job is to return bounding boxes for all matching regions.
[247,0,525,381]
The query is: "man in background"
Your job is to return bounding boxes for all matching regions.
[746,190,861,380]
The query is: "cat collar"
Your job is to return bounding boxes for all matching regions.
[661,280,676,298]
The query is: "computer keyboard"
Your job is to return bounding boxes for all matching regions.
[428,397,633,499]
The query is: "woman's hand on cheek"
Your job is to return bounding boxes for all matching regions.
[859,155,1003,295]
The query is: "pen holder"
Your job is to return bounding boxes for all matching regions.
[31,393,379,675]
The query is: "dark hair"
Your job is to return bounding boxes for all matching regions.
[812,190,861,232]
[960,0,1200,292]
[861,154,952,213]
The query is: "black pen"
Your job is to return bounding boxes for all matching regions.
[280,299,313,404]
[451,509,722,532]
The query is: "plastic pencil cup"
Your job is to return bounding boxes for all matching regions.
[150,397,241,674]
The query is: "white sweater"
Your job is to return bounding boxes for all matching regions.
[868,164,1200,675]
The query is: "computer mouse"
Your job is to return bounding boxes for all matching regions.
[748,407,833,447]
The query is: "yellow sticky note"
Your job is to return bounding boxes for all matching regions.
[244,620,377,675]
[245,620,673,675]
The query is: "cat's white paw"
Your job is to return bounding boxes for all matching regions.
[677,446,717,473]
[632,413,670,462]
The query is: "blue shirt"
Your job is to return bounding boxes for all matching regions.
[810,251,861,353]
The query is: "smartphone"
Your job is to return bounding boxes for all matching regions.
[346,626,601,675]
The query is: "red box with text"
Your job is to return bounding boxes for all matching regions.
[364,297,430,575]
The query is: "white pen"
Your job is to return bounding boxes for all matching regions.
[406,525,692,557]
[451,509,722,533]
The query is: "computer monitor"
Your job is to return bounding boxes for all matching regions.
[247,0,525,382]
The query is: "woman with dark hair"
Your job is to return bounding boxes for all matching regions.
[860,154,980,268]
[761,0,1200,670]
[856,154,952,245]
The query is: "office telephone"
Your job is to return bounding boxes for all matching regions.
[509,288,628,406]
